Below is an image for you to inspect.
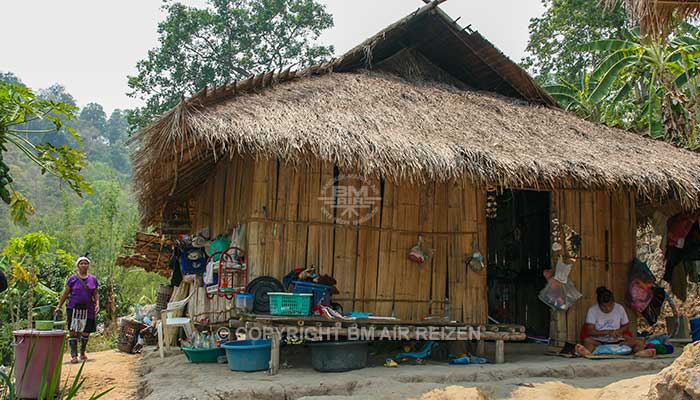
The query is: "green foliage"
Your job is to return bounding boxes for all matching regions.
[529,0,700,147]
[565,25,700,145]
[1,231,52,260]
[522,0,629,84]
[0,82,91,225]
[127,0,334,130]
[1,232,61,329]
[0,76,164,367]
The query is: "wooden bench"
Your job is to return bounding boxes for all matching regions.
[234,315,526,374]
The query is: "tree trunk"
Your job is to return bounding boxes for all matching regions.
[27,266,34,329]
[108,277,117,331]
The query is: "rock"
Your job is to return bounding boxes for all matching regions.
[141,304,159,319]
[648,342,700,400]
[412,385,490,400]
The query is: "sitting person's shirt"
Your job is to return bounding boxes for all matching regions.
[585,303,629,343]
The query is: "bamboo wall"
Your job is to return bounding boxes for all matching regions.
[184,156,637,341]
[188,157,488,323]
[549,191,637,344]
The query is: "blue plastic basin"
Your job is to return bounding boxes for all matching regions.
[221,339,271,372]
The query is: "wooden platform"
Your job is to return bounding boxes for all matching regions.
[233,315,526,374]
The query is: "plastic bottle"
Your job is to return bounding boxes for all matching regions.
[191,329,201,348]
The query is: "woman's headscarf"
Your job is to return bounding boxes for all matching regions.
[75,256,91,268]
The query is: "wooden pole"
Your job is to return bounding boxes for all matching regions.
[495,340,505,364]
[269,330,280,375]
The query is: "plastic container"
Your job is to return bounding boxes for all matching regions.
[182,346,225,363]
[308,341,368,372]
[221,339,271,371]
[268,292,312,316]
[691,317,700,342]
[13,329,66,399]
[293,281,332,307]
[236,293,254,312]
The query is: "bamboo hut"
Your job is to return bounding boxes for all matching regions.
[131,3,700,344]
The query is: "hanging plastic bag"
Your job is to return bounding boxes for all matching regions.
[538,257,582,311]
[204,259,217,285]
[408,236,433,264]
[208,235,231,262]
[553,256,572,284]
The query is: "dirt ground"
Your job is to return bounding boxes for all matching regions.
[60,350,139,400]
[411,374,656,400]
[136,343,677,400]
[57,343,687,399]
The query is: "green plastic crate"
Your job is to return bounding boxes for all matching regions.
[268,292,312,316]
[182,346,225,363]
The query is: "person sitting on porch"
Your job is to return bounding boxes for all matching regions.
[575,286,655,358]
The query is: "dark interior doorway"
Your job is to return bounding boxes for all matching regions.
[487,189,551,337]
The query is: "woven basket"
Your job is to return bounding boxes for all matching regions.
[118,318,145,353]
[155,284,174,313]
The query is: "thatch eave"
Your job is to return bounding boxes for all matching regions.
[133,70,700,226]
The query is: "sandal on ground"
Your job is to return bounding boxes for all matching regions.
[80,354,88,361]
[70,357,79,364]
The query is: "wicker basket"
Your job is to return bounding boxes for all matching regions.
[118,318,146,353]
[155,284,174,314]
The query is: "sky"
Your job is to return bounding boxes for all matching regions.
[0,0,545,113]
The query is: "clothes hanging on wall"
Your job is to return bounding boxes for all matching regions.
[169,249,183,287]
[663,214,700,296]
[627,258,655,312]
[671,262,688,301]
[641,286,667,325]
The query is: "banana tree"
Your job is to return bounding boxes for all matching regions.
[580,25,700,146]
[545,72,599,119]
[544,70,633,127]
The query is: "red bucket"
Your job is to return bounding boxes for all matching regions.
[13,329,66,399]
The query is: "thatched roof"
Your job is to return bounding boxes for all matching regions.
[608,0,700,34]
[132,2,700,225]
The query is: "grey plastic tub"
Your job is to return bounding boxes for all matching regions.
[308,341,368,372]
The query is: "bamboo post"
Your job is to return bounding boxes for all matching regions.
[495,340,505,364]
[476,339,485,356]
[269,330,281,375]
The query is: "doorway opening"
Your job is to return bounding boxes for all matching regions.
[487,189,551,337]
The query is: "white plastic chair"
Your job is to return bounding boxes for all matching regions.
[157,290,195,358]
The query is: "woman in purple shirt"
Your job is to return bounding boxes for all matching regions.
[55,256,100,363]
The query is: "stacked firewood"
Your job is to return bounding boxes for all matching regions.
[116,232,174,276]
